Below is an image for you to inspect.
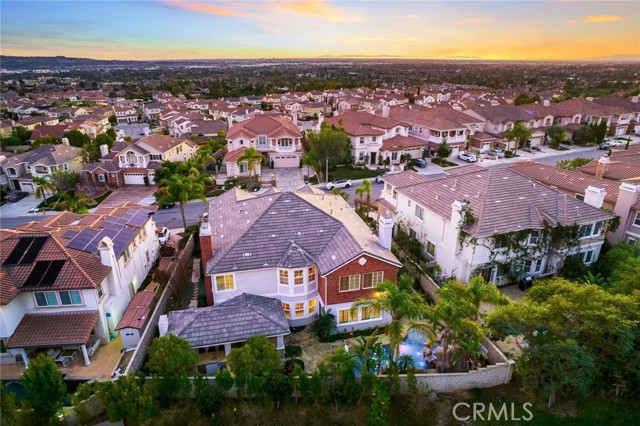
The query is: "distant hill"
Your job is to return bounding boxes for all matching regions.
[0,55,137,70]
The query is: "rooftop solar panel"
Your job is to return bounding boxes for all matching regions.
[62,230,78,239]
[40,260,65,286]
[67,229,100,252]
[23,261,51,287]
[4,237,34,264]
[20,237,47,264]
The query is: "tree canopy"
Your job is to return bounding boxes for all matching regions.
[504,122,533,150]
[307,123,351,181]
[63,129,91,147]
[146,334,199,376]
[227,335,281,378]
[571,125,595,146]
[555,157,592,171]
[21,353,66,424]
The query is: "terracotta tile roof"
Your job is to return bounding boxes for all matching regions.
[396,166,614,238]
[223,147,247,163]
[511,161,620,204]
[578,151,640,181]
[6,311,99,348]
[376,197,397,214]
[2,144,82,168]
[553,98,611,117]
[390,106,483,130]
[227,114,301,140]
[116,290,155,331]
[325,110,408,133]
[380,135,425,152]
[381,170,430,188]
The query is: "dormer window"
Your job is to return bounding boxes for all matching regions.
[6,167,16,176]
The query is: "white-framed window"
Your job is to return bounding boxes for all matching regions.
[583,250,594,264]
[372,136,377,142]
[279,270,289,285]
[294,270,304,285]
[415,205,424,220]
[359,152,365,161]
[579,223,593,238]
[338,308,358,324]
[308,298,316,314]
[59,290,82,306]
[6,167,16,176]
[531,258,543,273]
[363,271,383,289]
[339,274,360,292]
[593,221,603,235]
[258,135,268,145]
[309,265,316,282]
[98,174,106,182]
[35,291,59,307]
[359,137,365,145]
[239,163,248,174]
[151,154,163,161]
[282,302,290,318]
[361,306,381,321]
[295,302,305,317]
[528,232,539,246]
[395,128,400,134]
[634,212,640,227]
[176,145,183,153]
[123,247,131,263]
[426,241,436,257]
[215,274,235,291]
[97,284,104,299]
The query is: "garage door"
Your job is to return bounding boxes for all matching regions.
[450,146,460,157]
[273,155,299,168]
[20,182,34,193]
[124,173,146,185]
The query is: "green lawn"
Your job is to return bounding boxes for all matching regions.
[92,191,112,206]
[328,167,382,181]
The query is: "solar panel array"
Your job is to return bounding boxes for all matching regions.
[23,260,65,287]
[4,237,48,265]
[66,222,137,257]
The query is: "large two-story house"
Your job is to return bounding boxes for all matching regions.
[1,143,83,194]
[0,207,159,368]
[225,114,303,170]
[199,187,402,332]
[378,167,614,285]
[82,133,197,187]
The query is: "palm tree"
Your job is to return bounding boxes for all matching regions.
[352,273,435,363]
[466,275,509,320]
[310,310,337,342]
[52,192,95,214]
[504,123,533,154]
[331,187,349,201]
[196,146,218,175]
[398,354,415,374]
[301,151,317,180]
[361,179,372,206]
[351,334,382,374]
[155,170,211,229]
[237,147,265,190]
[32,176,56,207]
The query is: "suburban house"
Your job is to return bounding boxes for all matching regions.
[593,94,640,135]
[82,133,198,187]
[225,114,303,168]
[389,106,485,157]
[142,102,163,121]
[464,104,546,150]
[159,293,290,361]
[1,143,83,193]
[377,167,614,285]
[577,147,640,182]
[0,207,159,368]
[325,109,413,165]
[199,187,402,332]
[116,289,155,350]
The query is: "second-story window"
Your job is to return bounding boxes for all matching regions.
[6,167,16,176]
[339,274,360,292]
[363,271,383,289]
[294,270,304,285]
[309,265,316,282]
[635,212,640,227]
[415,205,424,220]
[528,232,539,245]
[215,275,235,291]
[123,247,131,263]
[279,270,289,285]
[359,137,365,145]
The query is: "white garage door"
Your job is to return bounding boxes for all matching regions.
[450,146,460,157]
[273,155,299,168]
[124,173,146,185]
[20,182,34,193]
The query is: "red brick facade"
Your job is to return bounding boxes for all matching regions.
[204,275,214,306]
[321,254,398,306]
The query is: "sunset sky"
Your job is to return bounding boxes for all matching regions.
[1,1,638,60]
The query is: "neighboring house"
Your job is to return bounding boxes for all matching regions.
[389,106,485,156]
[29,124,70,142]
[114,107,138,124]
[82,134,197,187]
[199,187,402,331]
[464,104,545,150]
[0,207,159,368]
[223,147,262,178]
[378,168,614,285]
[325,109,412,165]
[159,293,290,358]
[577,148,640,182]
[225,114,303,168]
[1,143,82,193]
[593,94,640,135]
[142,102,163,121]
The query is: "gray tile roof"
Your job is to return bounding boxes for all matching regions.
[397,166,614,238]
[167,293,289,348]
[3,144,81,168]
[205,188,400,275]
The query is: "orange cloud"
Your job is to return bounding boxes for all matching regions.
[276,1,364,22]
[164,0,246,17]
[583,15,626,23]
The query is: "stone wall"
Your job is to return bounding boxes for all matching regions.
[123,235,194,375]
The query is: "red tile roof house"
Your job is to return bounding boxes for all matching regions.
[0,207,159,369]
[325,109,416,166]
[377,167,614,286]
[389,105,485,157]
[225,114,303,170]
[199,187,401,333]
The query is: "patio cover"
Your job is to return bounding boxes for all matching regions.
[6,311,99,348]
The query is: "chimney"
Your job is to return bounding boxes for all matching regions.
[382,105,390,118]
[199,219,215,306]
[378,214,394,250]
[99,237,122,294]
[612,183,640,242]
[584,186,606,209]
[227,115,234,130]
[595,156,610,178]
[61,137,69,145]
[99,144,109,157]
[158,315,168,337]
[293,112,298,126]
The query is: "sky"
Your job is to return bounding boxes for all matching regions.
[1,0,639,61]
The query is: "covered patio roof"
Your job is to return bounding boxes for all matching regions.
[7,311,99,348]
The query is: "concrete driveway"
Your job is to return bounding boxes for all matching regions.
[0,194,45,218]
[272,168,306,192]
[99,186,157,208]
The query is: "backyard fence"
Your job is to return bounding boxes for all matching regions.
[123,235,194,375]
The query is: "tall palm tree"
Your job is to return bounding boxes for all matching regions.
[196,147,217,175]
[352,273,435,363]
[301,151,317,180]
[32,176,56,207]
[237,147,265,190]
[156,170,211,229]
[504,123,533,154]
[361,179,372,205]
[466,275,509,320]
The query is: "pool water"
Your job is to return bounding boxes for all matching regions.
[355,330,440,375]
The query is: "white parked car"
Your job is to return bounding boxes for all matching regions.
[458,152,477,163]
[326,179,352,190]
[157,227,170,246]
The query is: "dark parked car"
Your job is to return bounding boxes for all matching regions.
[411,158,427,168]
[6,191,29,202]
